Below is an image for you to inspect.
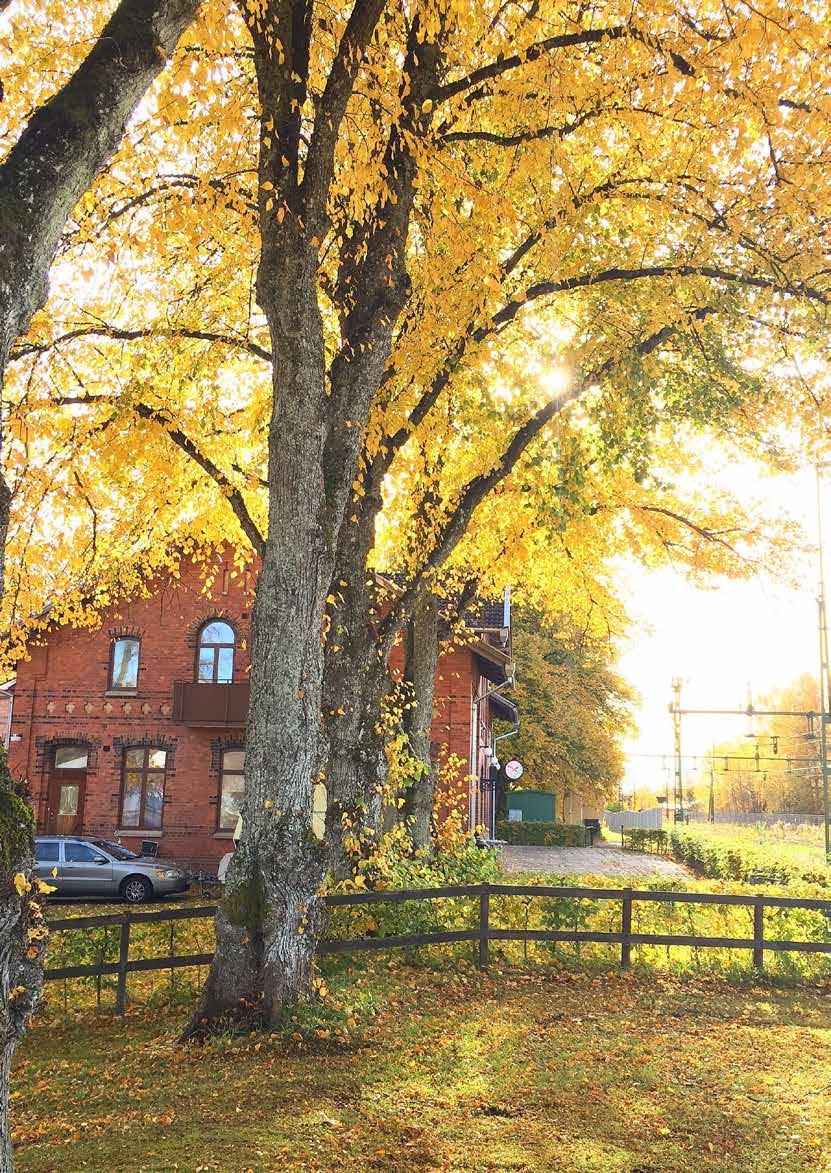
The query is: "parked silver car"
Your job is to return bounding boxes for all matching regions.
[34,836,190,903]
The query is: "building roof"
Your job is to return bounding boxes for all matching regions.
[377,573,510,633]
[464,596,509,631]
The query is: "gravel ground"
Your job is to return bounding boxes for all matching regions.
[498,843,689,879]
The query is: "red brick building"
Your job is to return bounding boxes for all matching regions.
[6,557,512,871]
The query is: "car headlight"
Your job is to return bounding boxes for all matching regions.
[155,869,181,879]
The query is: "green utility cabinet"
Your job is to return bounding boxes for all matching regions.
[506,790,557,823]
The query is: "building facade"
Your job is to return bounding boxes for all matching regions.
[7,558,512,871]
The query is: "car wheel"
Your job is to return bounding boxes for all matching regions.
[121,875,152,904]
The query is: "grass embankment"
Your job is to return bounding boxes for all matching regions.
[622,823,831,887]
[12,961,831,1172]
[683,822,829,873]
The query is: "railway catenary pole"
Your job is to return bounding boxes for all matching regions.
[671,678,685,823]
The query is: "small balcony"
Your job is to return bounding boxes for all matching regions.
[172,681,250,727]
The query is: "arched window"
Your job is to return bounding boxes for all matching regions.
[197,620,235,684]
[120,747,168,830]
[109,637,140,691]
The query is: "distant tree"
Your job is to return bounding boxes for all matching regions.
[503,609,635,814]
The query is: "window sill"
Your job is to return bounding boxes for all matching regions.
[116,829,162,837]
[213,831,235,839]
[105,690,139,698]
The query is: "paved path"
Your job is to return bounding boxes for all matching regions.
[499,843,689,879]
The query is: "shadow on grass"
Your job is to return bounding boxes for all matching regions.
[11,963,831,1172]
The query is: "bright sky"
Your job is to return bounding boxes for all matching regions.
[615,465,823,797]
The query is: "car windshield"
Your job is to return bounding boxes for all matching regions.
[92,839,139,861]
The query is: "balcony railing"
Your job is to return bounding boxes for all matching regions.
[171,681,250,727]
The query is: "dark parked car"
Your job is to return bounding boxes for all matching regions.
[34,836,190,903]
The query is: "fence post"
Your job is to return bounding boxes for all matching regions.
[753,896,765,972]
[478,882,490,970]
[621,889,632,970]
[115,915,131,1015]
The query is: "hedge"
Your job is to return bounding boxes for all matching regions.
[495,820,590,847]
[621,827,830,888]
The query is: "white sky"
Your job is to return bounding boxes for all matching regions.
[615,465,823,796]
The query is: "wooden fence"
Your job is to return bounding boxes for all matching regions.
[45,883,831,1014]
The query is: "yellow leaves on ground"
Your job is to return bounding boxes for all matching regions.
[10,964,831,1171]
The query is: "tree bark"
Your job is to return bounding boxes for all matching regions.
[321,479,390,878]
[0,0,201,368]
[189,8,443,1025]
[191,213,334,1026]
[0,753,48,1173]
[322,604,391,879]
[400,593,441,850]
[0,2,200,1160]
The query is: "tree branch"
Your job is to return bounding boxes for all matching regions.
[635,504,745,555]
[378,242,735,472]
[441,103,609,145]
[377,309,715,646]
[434,26,626,104]
[51,393,265,555]
[0,0,202,357]
[321,23,442,541]
[488,264,828,336]
[301,0,387,236]
[11,324,272,364]
[434,21,813,116]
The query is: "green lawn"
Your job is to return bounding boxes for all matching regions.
[11,961,831,1172]
[682,821,830,872]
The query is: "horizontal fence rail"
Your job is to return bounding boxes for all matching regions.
[44,883,831,1014]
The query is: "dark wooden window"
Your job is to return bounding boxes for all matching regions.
[218,749,244,830]
[109,637,140,691]
[54,745,89,769]
[197,620,235,684]
[120,747,167,830]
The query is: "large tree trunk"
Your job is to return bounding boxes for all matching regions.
[322,484,390,878]
[323,658,391,882]
[400,593,441,850]
[189,6,442,1026]
[192,220,334,1026]
[0,2,200,1160]
[0,753,49,1173]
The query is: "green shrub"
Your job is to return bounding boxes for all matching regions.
[490,873,831,981]
[495,820,589,847]
[621,826,830,889]
[326,835,499,945]
[667,830,826,887]
[621,828,669,855]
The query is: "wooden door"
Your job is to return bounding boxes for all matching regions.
[47,769,87,834]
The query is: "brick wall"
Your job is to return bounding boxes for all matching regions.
[8,559,486,871]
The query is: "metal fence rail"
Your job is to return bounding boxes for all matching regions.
[45,883,831,1014]
[686,811,825,827]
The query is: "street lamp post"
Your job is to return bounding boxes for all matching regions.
[815,466,831,861]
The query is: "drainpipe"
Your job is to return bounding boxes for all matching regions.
[3,685,13,750]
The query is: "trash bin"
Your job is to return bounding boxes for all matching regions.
[583,818,601,845]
